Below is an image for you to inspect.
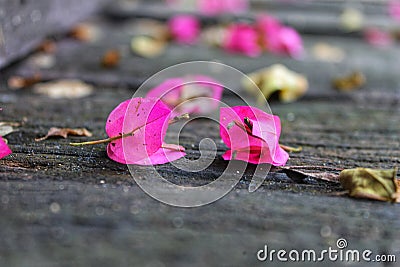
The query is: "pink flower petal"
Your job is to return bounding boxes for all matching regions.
[257,14,303,58]
[146,78,184,107]
[168,15,200,44]
[257,14,283,53]
[220,106,289,166]
[105,97,173,164]
[107,143,185,165]
[198,0,248,15]
[364,28,393,47]
[388,0,400,21]
[222,23,262,57]
[146,75,223,117]
[0,138,11,159]
[277,26,303,58]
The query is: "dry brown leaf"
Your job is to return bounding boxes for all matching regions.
[69,22,101,42]
[280,166,341,183]
[35,127,93,142]
[101,49,120,68]
[37,39,57,53]
[332,71,366,92]
[340,167,399,203]
[8,74,42,90]
[33,79,93,99]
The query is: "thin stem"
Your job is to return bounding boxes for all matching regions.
[70,113,190,146]
[70,132,132,146]
[280,144,302,153]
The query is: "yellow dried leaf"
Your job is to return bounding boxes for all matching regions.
[340,8,364,32]
[35,127,93,142]
[332,71,366,92]
[339,167,399,203]
[243,64,308,103]
[131,36,166,58]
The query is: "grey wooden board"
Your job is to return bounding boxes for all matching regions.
[0,0,109,68]
[1,180,399,267]
[7,16,400,94]
[1,6,400,267]
[104,0,400,34]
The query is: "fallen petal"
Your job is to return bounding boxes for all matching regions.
[0,138,12,159]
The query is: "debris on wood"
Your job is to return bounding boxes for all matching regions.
[101,49,120,68]
[0,122,20,137]
[37,39,57,53]
[130,36,166,58]
[69,22,101,42]
[312,42,345,63]
[8,74,42,90]
[27,53,56,69]
[243,64,308,103]
[280,166,341,183]
[340,8,364,32]
[33,79,94,99]
[332,71,366,92]
[339,167,399,203]
[36,127,93,142]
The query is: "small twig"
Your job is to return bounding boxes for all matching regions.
[280,144,303,153]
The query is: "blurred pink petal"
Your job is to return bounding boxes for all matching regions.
[168,15,200,44]
[257,14,282,49]
[220,106,288,166]
[388,0,400,21]
[0,138,11,159]
[364,28,393,47]
[146,75,223,116]
[105,97,185,165]
[222,23,261,57]
[277,26,303,58]
[257,14,303,58]
[198,0,248,15]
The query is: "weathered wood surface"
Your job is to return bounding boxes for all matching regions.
[0,0,109,68]
[1,1,400,266]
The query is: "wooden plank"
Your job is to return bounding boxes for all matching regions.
[0,0,109,68]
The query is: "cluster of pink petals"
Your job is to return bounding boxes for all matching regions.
[222,23,262,57]
[105,97,185,165]
[0,138,11,159]
[256,15,303,58]
[220,106,289,166]
[198,0,248,15]
[146,75,223,117]
[222,15,303,58]
[168,15,200,44]
[388,0,400,21]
